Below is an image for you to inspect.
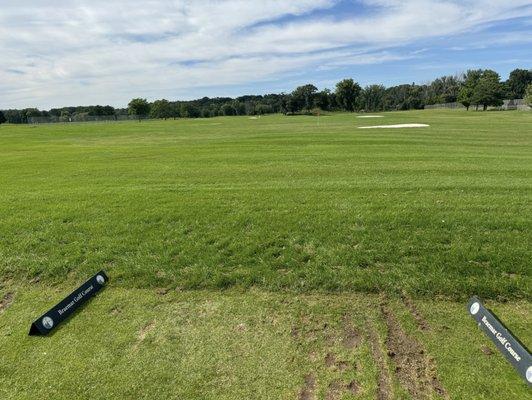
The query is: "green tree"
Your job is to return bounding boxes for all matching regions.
[0,111,6,125]
[314,89,333,111]
[360,85,386,111]
[128,98,151,120]
[525,84,532,107]
[291,84,318,112]
[472,70,504,111]
[221,103,237,116]
[150,99,173,119]
[180,103,201,118]
[335,79,361,111]
[458,69,482,110]
[506,68,532,99]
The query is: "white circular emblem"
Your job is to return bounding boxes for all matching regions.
[526,366,532,383]
[470,302,480,315]
[42,316,54,329]
[96,275,105,285]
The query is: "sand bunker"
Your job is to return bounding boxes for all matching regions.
[358,123,429,129]
[357,115,384,118]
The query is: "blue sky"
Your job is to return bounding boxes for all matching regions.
[1,0,531,109]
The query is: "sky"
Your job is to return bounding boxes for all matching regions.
[1,0,531,109]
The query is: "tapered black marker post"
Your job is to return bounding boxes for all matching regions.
[29,271,108,336]
[467,296,531,385]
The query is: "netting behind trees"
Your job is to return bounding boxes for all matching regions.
[424,98,529,110]
[27,114,147,124]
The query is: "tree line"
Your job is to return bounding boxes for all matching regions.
[1,68,530,124]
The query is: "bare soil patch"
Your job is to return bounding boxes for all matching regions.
[381,302,448,399]
[367,325,393,400]
[299,373,316,400]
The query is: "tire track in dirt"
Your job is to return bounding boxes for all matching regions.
[380,300,449,399]
[367,324,393,400]
[401,294,430,331]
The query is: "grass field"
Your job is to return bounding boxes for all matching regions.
[0,110,531,398]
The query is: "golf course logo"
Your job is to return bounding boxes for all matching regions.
[468,296,532,385]
[96,274,105,285]
[469,302,480,315]
[42,316,54,329]
[29,270,109,336]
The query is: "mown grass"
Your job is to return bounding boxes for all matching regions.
[0,110,531,300]
[0,285,529,399]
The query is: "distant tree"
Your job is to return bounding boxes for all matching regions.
[458,69,482,110]
[0,111,6,125]
[335,79,361,111]
[360,85,386,111]
[221,103,237,116]
[525,84,532,107]
[60,110,71,122]
[22,108,41,123]
[314,89,333,111]
[150,99,173,119]
[472,70,504,111]
[180,103,201,118]
[384,84,423,110]
[430,75,462,103]
[506,68,532,99]
[290,84,318,112]
[255,104,273,115]
[128,98,151,120]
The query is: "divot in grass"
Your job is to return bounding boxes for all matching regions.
[133,320,156,351]
[0,292,14,313]
[299,373,316,400]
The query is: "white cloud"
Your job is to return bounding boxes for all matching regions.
[0,1,530,108]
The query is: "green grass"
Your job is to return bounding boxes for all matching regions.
[1,110,530,299]
[0,286,529,399]
[0,110,531,399]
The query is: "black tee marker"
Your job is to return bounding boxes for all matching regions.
[467,296,532,385]
[29,271,108,336]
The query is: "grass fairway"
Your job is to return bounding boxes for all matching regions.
[0,110,531,398]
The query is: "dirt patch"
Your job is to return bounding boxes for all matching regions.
[481,345,494,356]
[0,292,14,313]
[110,307,121,316]
[368,326,393,400]
[342,315,362,349]
[133,320,156,351]
[324,353,349,371]
[291,325,300,339]
[381,302,449,400]
[325,380,342,400]
[401,294,430,331]
[347,380,360,395]
[156,288,170,296]
[299,373,316,400]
